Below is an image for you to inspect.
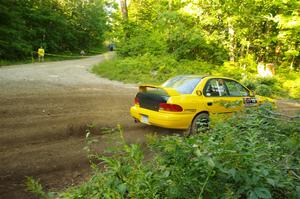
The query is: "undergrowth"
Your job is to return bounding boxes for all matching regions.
[27,105,300,199]
[92,54,215,84]
[0,47,107,67]
[92,54,300,99]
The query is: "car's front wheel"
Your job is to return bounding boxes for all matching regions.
[185,113,209,136]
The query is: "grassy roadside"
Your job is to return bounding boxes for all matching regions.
[92,54,300,99]
[0,54,82,67]
[0,48,108,67]
[91,54,214,85]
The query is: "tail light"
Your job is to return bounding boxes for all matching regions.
[134,97,140,105]
[159,103,183,112]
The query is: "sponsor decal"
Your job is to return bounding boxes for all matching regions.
[243,97,257,107]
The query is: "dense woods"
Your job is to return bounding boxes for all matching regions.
[93,0,300,99]
[113,0,300,69]
[1,0,299,71]
[0,0,109,60]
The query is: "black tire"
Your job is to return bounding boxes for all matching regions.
[188,113,209,135]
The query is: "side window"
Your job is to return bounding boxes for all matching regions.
[225,80,249,97]
[204,79,229,97]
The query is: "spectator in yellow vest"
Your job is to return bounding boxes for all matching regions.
[37,47,45,62]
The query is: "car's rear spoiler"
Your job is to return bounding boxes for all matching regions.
[139,84,180,96]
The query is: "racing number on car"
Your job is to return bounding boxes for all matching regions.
[243,97,257,107]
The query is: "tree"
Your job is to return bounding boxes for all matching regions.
[0,0,110,60]
[113,0,299,70]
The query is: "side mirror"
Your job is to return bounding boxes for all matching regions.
[196,90,202,96]
[250,90,255,97]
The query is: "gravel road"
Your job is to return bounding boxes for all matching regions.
[0,53,299,198]
[0,53,174,199]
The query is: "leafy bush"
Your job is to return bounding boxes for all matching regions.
[167,27,228,65]
[255,84,273,97]
[93,55,300,99]
[241,75,299,98]
[29,106,300,198]
[92,54,215,84]
[118,30,167,57]
[146,106,300,199]
[216,61,244,80]
[283,78,300,99]
[241,78,257,91]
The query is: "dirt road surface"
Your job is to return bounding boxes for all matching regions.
[0,53,175,199]
[0,53,299,198]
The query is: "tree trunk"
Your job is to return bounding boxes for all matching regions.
[169,0,172,11]
[120,0,129,40]
[120,0,128,20]
[228,23,235,62]
[290,56,295,70]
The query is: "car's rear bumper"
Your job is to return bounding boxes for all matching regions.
[130,106,194,129]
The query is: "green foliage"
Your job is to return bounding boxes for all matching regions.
[240,74,300,98]
[0,1,31,59]
[254,84,273,97]
[25,177,45,198]
[25,176,55,199]
[147,106,299,199]
[106,0,300,99]
[118,30,167,57]
[283,79,300,99]
[241,76,282,97]
[0,0,109,60]
[112,0,300,69]
[35,106,300,198]
[93,54,300,98]
[92,54,215,84]
[164,18,229,64]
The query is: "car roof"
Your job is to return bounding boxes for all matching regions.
[171,75,208,78]
[172,75,236,80]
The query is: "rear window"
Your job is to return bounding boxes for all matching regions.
[144,87,168,96]
[162,76,202,94]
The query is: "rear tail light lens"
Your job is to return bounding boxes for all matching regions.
[134,97,140,105]
[159,103,183,112]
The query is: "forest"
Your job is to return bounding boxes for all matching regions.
[115,0,300,67]
[95,0,300,98]
[0,0,109,60]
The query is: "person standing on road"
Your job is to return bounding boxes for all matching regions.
[108,43,115,51]
[37,46,45,62]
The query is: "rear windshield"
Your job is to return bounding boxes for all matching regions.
[162,76,202,94]
[144,87,168,96]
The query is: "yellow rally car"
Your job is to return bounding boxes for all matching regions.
[130,75,273,134]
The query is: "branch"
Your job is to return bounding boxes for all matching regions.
[266,109,300,119]
[259,114,300,124]
[290,170,300,180]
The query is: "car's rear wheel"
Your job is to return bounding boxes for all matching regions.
[185,113,209,136]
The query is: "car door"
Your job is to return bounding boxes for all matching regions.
[203,78,233,113]
[224,79,254,110]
